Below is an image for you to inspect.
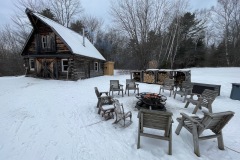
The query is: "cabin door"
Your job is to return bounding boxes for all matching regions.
[36,58,57,79]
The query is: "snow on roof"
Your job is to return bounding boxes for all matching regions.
[174,69,191,72]
[146,69,159,71]
[33,12,106,61]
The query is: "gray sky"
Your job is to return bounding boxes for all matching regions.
[0,0,217,27]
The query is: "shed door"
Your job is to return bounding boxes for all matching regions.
[36,58,57,79]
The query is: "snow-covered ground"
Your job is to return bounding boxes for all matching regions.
[0,67,240,160]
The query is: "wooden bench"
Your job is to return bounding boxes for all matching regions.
[192,82,221,96]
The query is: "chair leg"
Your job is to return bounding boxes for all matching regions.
[125,88,127,94]
[173,92,176,99]
[128,89,129,96]
[184,101,190,108]
[175,118,184,135]
[183,95,187,103]
[217,131,224,150]
[137,124,141,149]
[97,100,100,108]
[169,90,172,97]
[192,103,201,114]
[169,127,172,155]
[208,104,213,113]
[122,90,124,97]
[192,125,200,157]
[98,108,101,114]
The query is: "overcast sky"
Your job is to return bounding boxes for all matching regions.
[0,0,217,27]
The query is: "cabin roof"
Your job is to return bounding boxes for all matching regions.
[27,11,105,61]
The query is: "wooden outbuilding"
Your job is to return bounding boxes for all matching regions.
[21,8,106,80]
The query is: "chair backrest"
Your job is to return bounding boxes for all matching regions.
[182,81,192,89]
[164,79,175,87]
[201,89,218,105]
[110,80,120,89]
[114,99,124,117]
[198,111,235,134]
[94,87,100,97]
[139,109,173,136]
[126,79,135,88]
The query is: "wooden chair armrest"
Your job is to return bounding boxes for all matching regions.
[203,97,214,101]
[180,112,201,124]
[121,103,124,114]
[119,84,123,89]
[191,93,201,96]
[135,84,139,88]
[100,91,109,96]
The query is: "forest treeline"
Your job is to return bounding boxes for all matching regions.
[1,0,240,76]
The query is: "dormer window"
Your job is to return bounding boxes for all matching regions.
[41,33,55,50]
[42,36,47,48]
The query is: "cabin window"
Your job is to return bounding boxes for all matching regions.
[41,36,47,48]
[94,62,99,72]
[62,59,69,72]
[29,59,35,70]
[41,33,55,50]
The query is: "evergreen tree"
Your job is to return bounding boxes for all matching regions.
[40,8,57,22]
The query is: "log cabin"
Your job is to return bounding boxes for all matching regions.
[21,8,106,80]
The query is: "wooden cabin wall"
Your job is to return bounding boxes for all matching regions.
[89,60,104,77]
[71,57,104,80]
[23,21,70,55]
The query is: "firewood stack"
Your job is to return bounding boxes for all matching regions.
[156,72,169,85]
[143,71,155,83]
[175,74,185,86]
[133,72,141,81]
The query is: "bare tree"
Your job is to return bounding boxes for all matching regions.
[163,0,188,68]
[110,0,173,69]
[211,0,237,66]
[81,15,104,43]
[48,0,83,27]
[0,25,24,76]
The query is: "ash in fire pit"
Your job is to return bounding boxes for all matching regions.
[135,92,167,111]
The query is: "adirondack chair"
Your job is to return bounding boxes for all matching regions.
[94,87,112,108]
[109,80,124,97]
[113,99,132,126]
[159,79,175,97]
[184,89,218,114]
[174,81,193,103]
[98,98,115,120]
[175,110,235,157]
[125,79,139,96]
[137,109,173,155]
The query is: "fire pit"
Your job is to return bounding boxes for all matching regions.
[135,92,167,111]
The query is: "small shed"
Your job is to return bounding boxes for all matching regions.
[104,61,114,75]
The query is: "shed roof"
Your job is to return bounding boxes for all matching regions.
[29,11,105,61]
